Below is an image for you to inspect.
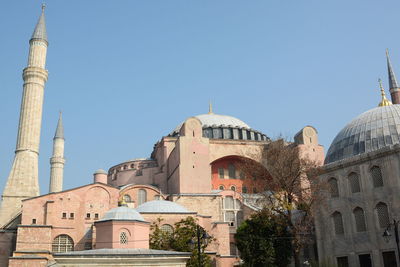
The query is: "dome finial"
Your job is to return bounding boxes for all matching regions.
[378,78,393,107]
[208,101,213,114]
[118,195,128,207]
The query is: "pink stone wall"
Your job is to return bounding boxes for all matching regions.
[95,220,149,249]
[9,258,48,267]
[15,226,51,251]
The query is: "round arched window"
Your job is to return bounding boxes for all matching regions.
[52,234,74,253]
[230,186,236,191]
[219,185,225,190]
[160,224,174,234]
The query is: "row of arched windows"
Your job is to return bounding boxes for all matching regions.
[332,202,390,236]
[328,166,383,198]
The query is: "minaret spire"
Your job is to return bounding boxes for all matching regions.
[49,112,66,193]
[378,79,392,107]
[386,49,400,104]
[0,6,49,226]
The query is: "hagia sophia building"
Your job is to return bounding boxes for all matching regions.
[2,5,400,267]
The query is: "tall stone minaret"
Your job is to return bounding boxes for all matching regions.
[0,5,48,227]
[49,113,65,193]
[386,49,400,104]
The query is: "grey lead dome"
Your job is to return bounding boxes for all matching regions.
[325,105,400,164]
[136,200,193,214]
[99,206,145,222]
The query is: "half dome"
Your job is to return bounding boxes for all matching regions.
[99,206,145,222]
[325,105,400,164]
[136,200,194,214]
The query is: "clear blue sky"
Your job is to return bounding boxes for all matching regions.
[1,1,399,194]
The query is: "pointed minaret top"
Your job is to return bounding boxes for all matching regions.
[386,49,399,90]
[208,101,213,114]
[54,112,64,139]
[31,4,48,44]
[378,79,393,107]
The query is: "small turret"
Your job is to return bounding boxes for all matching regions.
[93,169,108,184]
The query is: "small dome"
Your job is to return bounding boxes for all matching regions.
[325,105,400,164]
[99,206,145,222]
[136,200,194,214]
[94,169,107,174]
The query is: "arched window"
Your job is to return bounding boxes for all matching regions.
[52,235,74,253]
[353,207,366,232]
[242,186,247,193]
[228,164,236,179]
[371,166,384,187]
[328,178,339,197]
[120,232,128,244]
[230,185,236,191]
[160,224,174,234]
[376,202,390,228]
[332,211,344,235]
[123,194,131,203]
[348,172,361,193]
[219,185,225,190]
[138,189,147,205]
[224,196,234,209]
[218,168,225,179]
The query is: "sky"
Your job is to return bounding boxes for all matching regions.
[1,0,399,195]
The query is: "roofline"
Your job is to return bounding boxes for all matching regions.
[22,182,119,202]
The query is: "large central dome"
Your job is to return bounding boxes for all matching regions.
[325,105,400,164]
[170,112,268,141]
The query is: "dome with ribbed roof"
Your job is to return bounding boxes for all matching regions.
[325,105,400,164]
[136,200,194,214]
[171,113,269,141]
[99,206,145,222]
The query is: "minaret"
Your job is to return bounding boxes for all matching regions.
[49,113,65,193]
[0,5,49,227]
[386,49,400,104]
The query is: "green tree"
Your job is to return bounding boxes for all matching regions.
[149,216,213,267]
[235,209,292,267]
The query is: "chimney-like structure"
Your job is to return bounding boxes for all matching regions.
[49,113,65,193]
[386,49,400,104]
[0,5,49,226]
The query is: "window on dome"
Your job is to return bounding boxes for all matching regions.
[371,166,384,187]
[52,235,74,253]
[223,128,232,139]
[212,128,222,139]
[332,211,344,235]
[348,172,361,193]
[353,207,366,232]
[203,128,213,138]
[376,202,390,228]
[218,168,224,179]
[138,189,147,205]
[120,232,128,244]
[228,164,236,179]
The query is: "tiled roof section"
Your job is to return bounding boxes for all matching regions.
[54,113,64,139]
[99,206,145,222]
[31,6,47,43]
[53,248,191,256]
[325,105,400,164]
[387,49,399,90]
[136,200,194,214]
